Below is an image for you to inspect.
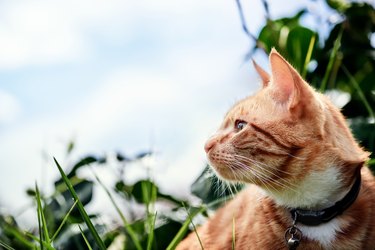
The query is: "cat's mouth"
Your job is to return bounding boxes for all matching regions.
[206,150,250,181]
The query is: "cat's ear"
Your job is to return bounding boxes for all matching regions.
[252,59,270,87]
[269,48,306,109]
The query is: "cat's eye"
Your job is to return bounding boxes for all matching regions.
[235,120,247,131]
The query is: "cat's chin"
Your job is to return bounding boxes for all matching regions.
[210,163,251,183]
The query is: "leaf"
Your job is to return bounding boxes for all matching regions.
[48,179,94,224]
[66,155,106,179]
[326,0,349,12]
[67,141,75,155]
[153,219,183,250]
[132,180,158,204]
[135,151,153,160]
[285,26,317,74]
[116,152,131,162]
[257,10,307,54]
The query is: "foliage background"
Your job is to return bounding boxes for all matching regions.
[0,0,374,249]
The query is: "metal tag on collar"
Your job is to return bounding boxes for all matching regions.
[285,212,302,249]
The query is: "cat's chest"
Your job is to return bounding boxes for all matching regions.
[239,186,342,249]
[297,220,342,247]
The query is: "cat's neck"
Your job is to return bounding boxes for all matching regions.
[264,166,351,210]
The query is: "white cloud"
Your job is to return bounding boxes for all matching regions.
[0,0,241,69]
[0,1,85,69]
[0,89,21,123]
[0,0,263,225]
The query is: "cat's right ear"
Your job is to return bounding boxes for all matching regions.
[252,59,270,87]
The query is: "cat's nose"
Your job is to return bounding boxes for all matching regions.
[204,139,216,153]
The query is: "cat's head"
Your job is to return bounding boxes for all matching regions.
[205,49,368,194]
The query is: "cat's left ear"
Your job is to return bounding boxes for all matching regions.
[269,48,310,109]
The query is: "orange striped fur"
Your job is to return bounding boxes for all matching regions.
[177,49,375,250]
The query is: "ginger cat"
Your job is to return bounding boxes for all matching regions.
[177,49,375,250]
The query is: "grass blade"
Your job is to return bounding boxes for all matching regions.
[166,206,205,250]
[92,171,142,250]
[183,204,203,250]
[0,241,16,250]
[79,225,93,250]
[146,212,157,250]
[341,65,375,119]
[2,228,34,249]
[50,200,78,242]
[320,28,342,92]
[53,157,106,250]
[35,183,50,247]
[302,34,316,78]
[166,195,233,250]
[36,198,44,250]
[24,233,55,250]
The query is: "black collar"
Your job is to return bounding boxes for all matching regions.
[290,168,362,226]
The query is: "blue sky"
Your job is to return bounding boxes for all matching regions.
[0,0,330,225]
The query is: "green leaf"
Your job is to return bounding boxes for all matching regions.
[153,219,184,250]
[285,26,317,74]
[48,179,94,224]
[66,155,106,179]
[132,180,158,204]
[66,141,75,155]
[326,0,350,12]
[53,157,106,250]
[257,9,306,54]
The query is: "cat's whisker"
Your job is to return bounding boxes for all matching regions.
[231,161,298,193]
[232,154,299,188]
[233,154,294,176]
[233,160,300,193]
[211,166,241,199]
[233,163,280,194]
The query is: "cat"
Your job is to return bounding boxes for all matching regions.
[177,49,375,250]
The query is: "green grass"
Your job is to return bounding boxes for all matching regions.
[53,157,106,250]
[93,170,143,250]
[50,200,78,242]
[320,28,343,92]
[35,183,51,249]
[166,206,206,250]
[0,241,16,250]
[79,225,93,250]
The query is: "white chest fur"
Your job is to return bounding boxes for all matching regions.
[298,218,343,247]
[265,167,349,247]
